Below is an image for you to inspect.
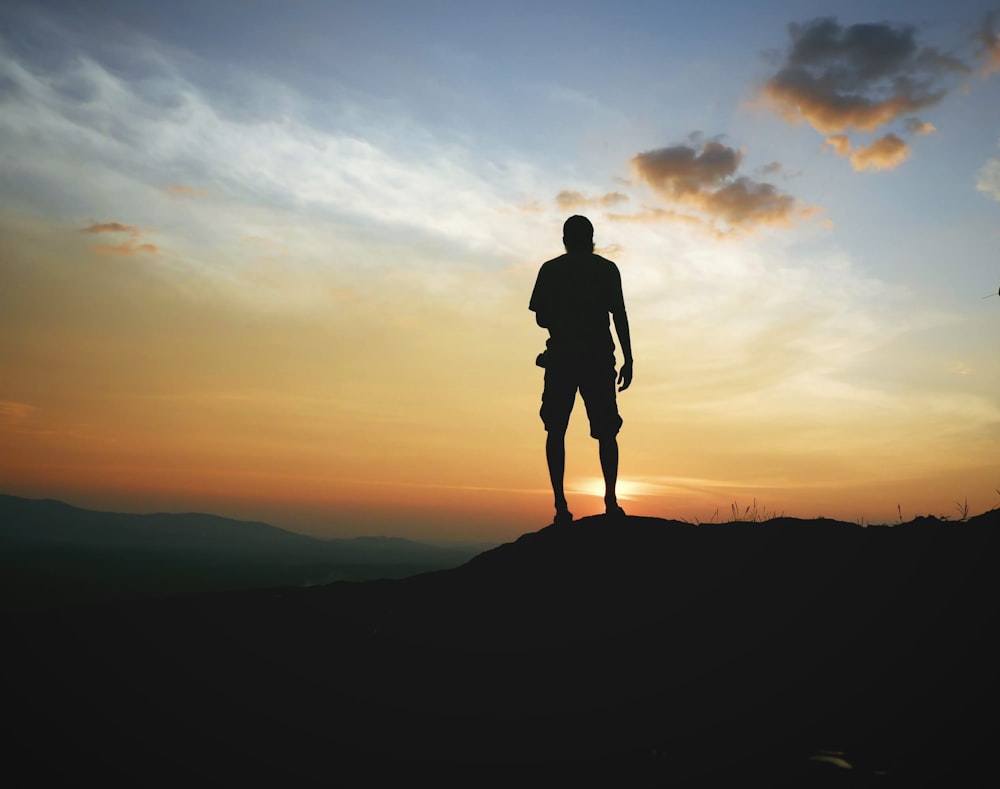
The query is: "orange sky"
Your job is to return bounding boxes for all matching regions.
[2,207,998,541]
[2,3,999,542]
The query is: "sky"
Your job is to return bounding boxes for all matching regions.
[1,0,999,542]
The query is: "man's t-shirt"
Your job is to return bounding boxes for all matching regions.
[529,252,625,358]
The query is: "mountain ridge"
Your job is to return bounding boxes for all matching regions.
[0,493,491,610]
[0,492,481,553]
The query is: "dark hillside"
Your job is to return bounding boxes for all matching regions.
[5,510,999,785]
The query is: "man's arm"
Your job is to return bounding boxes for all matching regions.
[529,262,550,328]
[612,309,633,392]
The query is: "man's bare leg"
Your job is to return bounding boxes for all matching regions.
[546,428,572,521]
[599,435,624,516]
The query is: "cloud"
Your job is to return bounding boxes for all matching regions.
[762,17,971,172]
[763,18,969,135]
[0,22,547,264]
[78,221,157,255]
[626,141,810,231]
[79,221,141,235]
[904,117,936,135]
[848,133,911,172]
[92,241,158,255]
[704,178,803,225]
[824,134,852,157]
[607,205,705,227]
[632,142,741,194]
[554,189,629,209]
[977,11,1000,76]
[978,156,1000,201]
[165,184,207,197]
[826,128,925,172]
[0,400,36,425]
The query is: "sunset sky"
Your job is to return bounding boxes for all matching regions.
[2,0,999,542]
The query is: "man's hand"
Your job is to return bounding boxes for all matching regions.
[617,360,633,392]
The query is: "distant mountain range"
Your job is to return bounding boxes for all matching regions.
[0,494,493,609]
[5,506,999,784]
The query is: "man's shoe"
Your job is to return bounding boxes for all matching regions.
[554,509,574,525]
[605,504,626,519]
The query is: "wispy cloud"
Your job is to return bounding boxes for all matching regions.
[0,400,37,426]
[79,221,157,255]
[0,23,551,268]
[978,152,1000,201]
[606,205,703,227]
[165,184,207,197]
[80,222,141,235]
[92,241,159,256]
[554,189,629,209]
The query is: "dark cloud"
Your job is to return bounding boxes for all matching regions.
[704,178,798,225]
[626,141,810,231]
[764,18,969,134]
[631,142,741,195]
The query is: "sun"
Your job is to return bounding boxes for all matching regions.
[574,477,649,501]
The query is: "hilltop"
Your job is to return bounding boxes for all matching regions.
[5,509,999,785]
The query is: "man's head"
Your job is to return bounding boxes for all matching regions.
[563,215,595,254]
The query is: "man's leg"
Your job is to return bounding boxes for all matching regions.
[546,427,571,519]
[540,365,575,523]
[581,357,625,517]
[598,435,620,513]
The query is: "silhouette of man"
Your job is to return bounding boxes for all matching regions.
[530,215,633,523]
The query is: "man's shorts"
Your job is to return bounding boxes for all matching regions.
[540,353,623,439]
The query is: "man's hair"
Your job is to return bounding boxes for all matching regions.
[563,215,595,253]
